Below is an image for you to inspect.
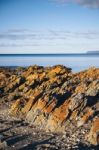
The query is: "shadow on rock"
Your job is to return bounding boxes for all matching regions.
[19,136,55,150]
[74,143,99,150]
[0,127,12,134]
[6,134,28,146]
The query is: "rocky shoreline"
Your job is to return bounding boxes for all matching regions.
[0,65,99,150]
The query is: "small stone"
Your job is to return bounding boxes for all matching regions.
[76,138,80,142]
[62,134,66,139]
[33,132,36,135]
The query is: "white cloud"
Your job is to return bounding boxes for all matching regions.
[51,0,99,8]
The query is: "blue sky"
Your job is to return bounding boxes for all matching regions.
[0,0,99,54]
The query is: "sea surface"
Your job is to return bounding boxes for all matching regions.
[0,54,99,72]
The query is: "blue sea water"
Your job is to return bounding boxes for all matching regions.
[0,54,99,72]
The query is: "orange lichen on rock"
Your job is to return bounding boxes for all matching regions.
[27,74,38,82]
[45,99,71,132]
[21,98,34,114]
[77,67,99,81]
[77,107,94,127]
[10,99,21,116]
[44,98,57,113]
[75,84,88,93]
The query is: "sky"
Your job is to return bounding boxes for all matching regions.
[0,0,99,54]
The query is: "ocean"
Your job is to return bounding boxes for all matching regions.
[0,54,99,72]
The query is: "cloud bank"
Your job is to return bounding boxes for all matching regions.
[0,29,99,53]
[52,0,99,8]
[0,29,99,41]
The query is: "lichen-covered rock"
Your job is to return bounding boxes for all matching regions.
[10,99,21,116]
[77,107,94,127]
[0,65,99,145]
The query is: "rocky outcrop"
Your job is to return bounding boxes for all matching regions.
[0,65,99,146]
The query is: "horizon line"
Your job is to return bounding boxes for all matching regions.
[0,53,99,55]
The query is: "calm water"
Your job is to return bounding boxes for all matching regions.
[0,54,99,72]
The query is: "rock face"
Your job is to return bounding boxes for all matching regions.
[87,118,99,145]
[0,65,99,146]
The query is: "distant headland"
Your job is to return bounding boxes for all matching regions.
[86,51,99,54]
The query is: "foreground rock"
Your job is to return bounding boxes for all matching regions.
[87,118,99,145]
[0,65,99,148]
[0,106,99,150]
